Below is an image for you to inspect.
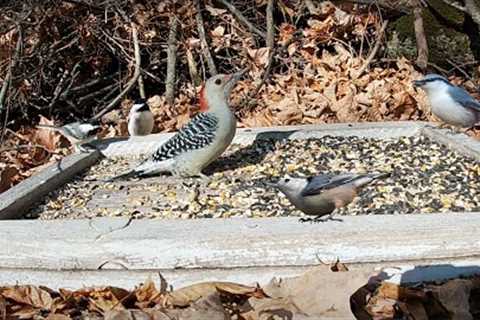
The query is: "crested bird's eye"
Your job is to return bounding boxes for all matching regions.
[214,78,222,85]
[284,178,290,183]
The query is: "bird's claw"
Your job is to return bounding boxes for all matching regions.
[299,215,343,223]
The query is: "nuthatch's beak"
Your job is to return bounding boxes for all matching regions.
[412,79,424,87]
[263,181,278,188]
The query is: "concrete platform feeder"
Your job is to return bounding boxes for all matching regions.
[0,121,479,311]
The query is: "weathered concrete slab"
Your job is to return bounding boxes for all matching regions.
[1,213,480,270]
[0,150,101,220]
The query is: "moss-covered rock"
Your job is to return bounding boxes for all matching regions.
[387,0,474,67]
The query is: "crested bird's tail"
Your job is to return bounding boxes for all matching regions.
[352,172,390,188]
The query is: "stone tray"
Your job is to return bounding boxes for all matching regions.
[0,121,479,293]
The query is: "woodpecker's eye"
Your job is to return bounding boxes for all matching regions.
[214,78,222,85]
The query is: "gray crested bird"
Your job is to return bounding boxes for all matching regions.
[413,74,480,128]
[108,69,247,181]
[128,98,154,136]
[267,172,389,222]
[36,121,101,152]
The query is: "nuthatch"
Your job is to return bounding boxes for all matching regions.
[128,98,154,136]
[413,74,480,128]
[37,121,101,152]
[266,172,389,222]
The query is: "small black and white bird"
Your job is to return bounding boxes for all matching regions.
[128,98,154,136]
[413,74,480,128]
[37,121,101,152]
[266,172,389,222]
[107,69,247,181]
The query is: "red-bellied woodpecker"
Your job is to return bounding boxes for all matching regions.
[128,98,154,136]
[37,121,101,152]
[266,172,389,222]
[108,69,247,180]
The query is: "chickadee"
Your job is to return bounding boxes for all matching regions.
[128,98,154,136]
[37,121,101,152]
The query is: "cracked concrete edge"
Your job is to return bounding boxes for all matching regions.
[0,150,102,220]
[94,121,429,158]
[1,258,480,291]
[1,213,480,270]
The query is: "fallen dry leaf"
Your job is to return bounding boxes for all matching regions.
[163,281,267,308]
[34,116,62,151]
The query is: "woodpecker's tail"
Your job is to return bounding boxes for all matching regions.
[352,172,390,188]
[104,170,139,182]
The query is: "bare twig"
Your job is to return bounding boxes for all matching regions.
[243,32,301,109]
[0,27,22,146]
[0,33,21,113]
[465,0,480,26]
[413,4,428,70]
[446,59,473,80]
[47,61,81,111]
[440,0,467,12]
[353,20,389,80]
[186,47,202,86]
[91,23,141,121]
[217,0,266,39]
[138,75,145,99]
[194,0,217,75]
[165,16,178,106]
[266,0,275,49]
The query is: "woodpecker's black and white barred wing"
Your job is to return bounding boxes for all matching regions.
[147,112,219,163]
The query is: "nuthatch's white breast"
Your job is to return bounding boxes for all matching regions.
[413,74,480,128]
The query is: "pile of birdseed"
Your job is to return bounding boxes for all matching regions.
[28,135,480,220]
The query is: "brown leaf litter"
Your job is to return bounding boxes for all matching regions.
[1,264,479,319]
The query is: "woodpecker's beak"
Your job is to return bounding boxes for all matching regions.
[224,68,248,94]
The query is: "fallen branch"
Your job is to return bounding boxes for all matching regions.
[194,0,217,76]
[353,20,389,80]
[91,23,141,121]
[266,0,275,49]
[413,3,428,70]
[217,0,266,39]
[165,16,178,106]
